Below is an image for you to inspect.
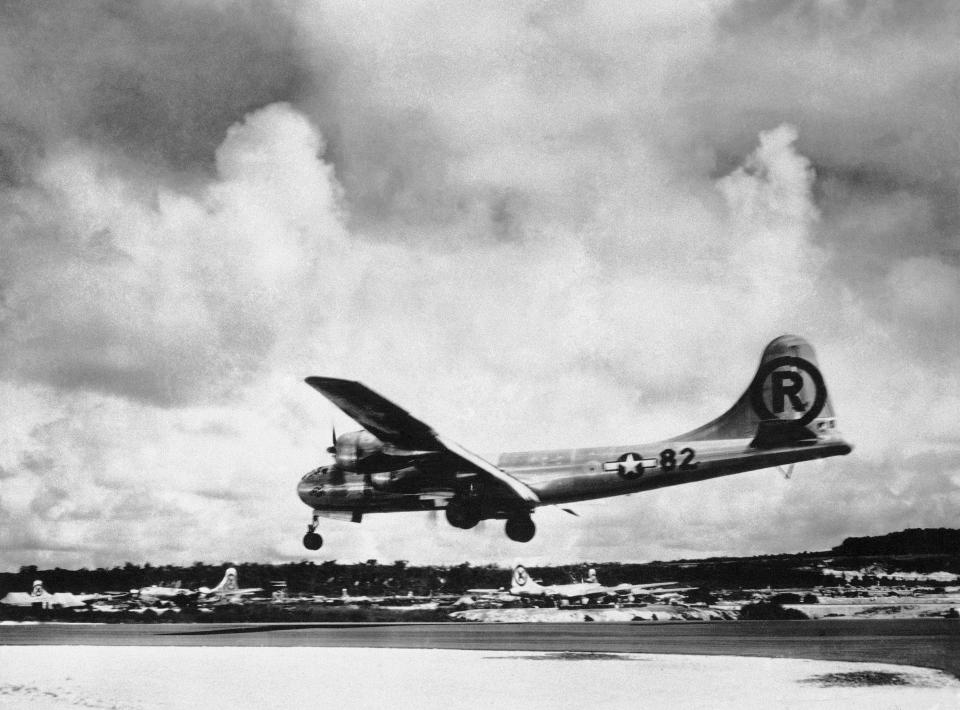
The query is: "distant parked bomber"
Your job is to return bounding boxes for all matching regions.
[198,567,262,602]
[508,565,694,605]
[0,580,114,609]
[137,567,260,604]
[298,335,852,549]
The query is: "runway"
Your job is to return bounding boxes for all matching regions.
[3,618,959,678]
[3,620,958,709]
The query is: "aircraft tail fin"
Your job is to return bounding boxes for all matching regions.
[510,565,542,593]
[679,334,841,444]
[206,567,240,595]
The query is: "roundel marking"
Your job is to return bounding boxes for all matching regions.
[514,568,528,586]
[750,356,827,426]
[616,452,645,480]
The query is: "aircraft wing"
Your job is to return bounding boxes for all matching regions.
[217,588,262,597]
[612,582,687,595]
[305,377,438,451]
[552,584,609,599]
[305,377,540,505]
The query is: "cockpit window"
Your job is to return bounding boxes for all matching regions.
[301,467,326,481]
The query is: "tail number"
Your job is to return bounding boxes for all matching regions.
[659,447,698,472]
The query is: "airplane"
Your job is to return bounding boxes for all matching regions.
[0,580,115,609]
[508,565,693,605]
[135,581,199,605]
[508,565,608,604]
[0,579,53,608]
[606,581,698,603]
[135,568,259,606]
[297,334,852,549]
[333,588,375,606]
[198,567,262,602]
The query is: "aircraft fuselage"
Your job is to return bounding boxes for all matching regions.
[297,432,851,516]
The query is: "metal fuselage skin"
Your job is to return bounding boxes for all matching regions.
[296,432,851,516]
[500,434,851,506]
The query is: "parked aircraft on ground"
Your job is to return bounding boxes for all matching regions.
[508,565,608,603]
[198,567,262,602]
[106,568,259,610]
[0,580,116,609]
[135,582,199,605]
[298,335,852,549]
[508,565,693,605]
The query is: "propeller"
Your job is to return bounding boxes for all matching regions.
[326,422,337,455]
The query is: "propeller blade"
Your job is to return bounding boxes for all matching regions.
[326,421,337,455]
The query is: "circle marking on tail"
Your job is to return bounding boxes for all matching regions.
[750,356,826,426]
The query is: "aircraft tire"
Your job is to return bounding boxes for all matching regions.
[303,532,323,550]
[445,500,481,529]
[505,514,535,543]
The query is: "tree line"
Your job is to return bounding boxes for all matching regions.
[4,527,956,597]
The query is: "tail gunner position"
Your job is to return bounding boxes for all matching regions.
[297,335,852,549]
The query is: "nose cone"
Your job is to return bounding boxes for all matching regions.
[298,470,326,507]
[297,478,313,506]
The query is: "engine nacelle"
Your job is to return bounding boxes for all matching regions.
[333,430,385,471]
[368,466,422,493]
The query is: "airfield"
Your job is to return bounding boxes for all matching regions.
[1,620,958,709]
[3,531,959,707]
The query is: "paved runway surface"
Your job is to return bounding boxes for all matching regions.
[3,619,958,679]
[4,644,958,710]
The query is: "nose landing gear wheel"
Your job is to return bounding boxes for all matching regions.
[505,514,535,542]
[303,532,323,550]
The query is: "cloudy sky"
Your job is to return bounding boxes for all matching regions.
[0,0,957,571]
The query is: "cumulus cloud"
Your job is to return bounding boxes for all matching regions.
[0,0,957,569]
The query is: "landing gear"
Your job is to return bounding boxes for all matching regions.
[445,498,481,529]
[505,513,535,542]
[303,512,323,550]
[303,532,323,550]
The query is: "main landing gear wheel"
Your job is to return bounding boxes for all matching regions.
[505,514,535,543]
[303,532,323,550]
[445,499,481,529]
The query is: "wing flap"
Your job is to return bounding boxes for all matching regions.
[436,434,540,505]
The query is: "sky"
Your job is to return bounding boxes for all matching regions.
[0,0,958,571]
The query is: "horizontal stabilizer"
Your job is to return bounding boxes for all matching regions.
[750,419,818,449]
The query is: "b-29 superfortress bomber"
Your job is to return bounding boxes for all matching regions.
[298,335,852,549]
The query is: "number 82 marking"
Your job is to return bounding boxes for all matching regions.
[659,447,697,471]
